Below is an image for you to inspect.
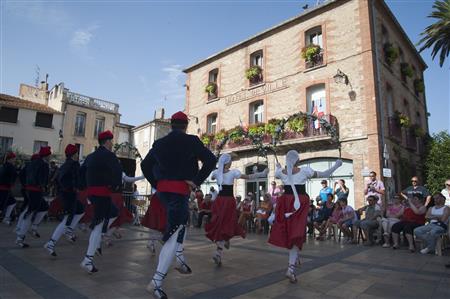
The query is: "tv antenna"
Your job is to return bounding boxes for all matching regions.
[34,65,40,88]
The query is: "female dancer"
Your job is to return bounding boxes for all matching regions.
[268,150,342,283]
[206,153,267,266]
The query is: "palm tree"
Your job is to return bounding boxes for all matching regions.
[418,0,450,67]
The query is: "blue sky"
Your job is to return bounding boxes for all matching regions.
[1,0,449,133]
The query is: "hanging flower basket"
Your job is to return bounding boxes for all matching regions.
[204,82,217,95]
[383,43,399,66]
[394,111,410,128]
[245,66,262,81]
[301,44,321,62]
[414,79,424,94]
[400,63,414,78]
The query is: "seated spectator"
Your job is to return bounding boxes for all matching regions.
[195,189,204,209]
[381,195,404,248]
[325,200,343,240]
[353,195,382,245]
[255,193,273,233]
[391,195,426,251]
[238,196,254,229]
[307,200,316,236]
[414,193,450,254]
[314,194,334,240]
[440,178,450,206]
[197,194,212,228]
[337,198,357,242]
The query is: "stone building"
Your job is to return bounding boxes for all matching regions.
[183,0,428,207]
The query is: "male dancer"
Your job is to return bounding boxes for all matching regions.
[80,130,122,273]
[44,144,84,256]
[141,111,216,299]
[0,152,17,225]
[16,146,51,247]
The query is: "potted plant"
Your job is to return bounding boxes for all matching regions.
[248,123,265,137]
[414,79,424,94]
[227,126,245,144]
[301,44,321,62]
[400,63,414,78]
[214,129,227,143]
[265,118,282,136]
[287,116,306,133]
[383,43,399,66]
[245,65,262,82]
[204,82,217,96]
[200,133,213,145]
[411,124,426,137]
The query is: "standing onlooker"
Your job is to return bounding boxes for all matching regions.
[238,196,253,229]
[364,171,385,206]
[319,180,333,205]
[414,193,450,254]
[197,194,212,228]
[337,198,357,242]
[334,179,349,201]
[210,186,218,201]
[381,195,404,248]
[401,176,431,207]
[268,181,281,205]
[255,193,272,233]
[440,178,450,206]
[353,195,382,245]
[131,184,141,226]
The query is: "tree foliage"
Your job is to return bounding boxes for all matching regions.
[424,131,450,193]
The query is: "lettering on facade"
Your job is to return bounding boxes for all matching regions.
[224,78,289,106]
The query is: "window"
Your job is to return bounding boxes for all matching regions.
[75,143,84,159]
[74,112,86,136]
[33,140,48,153]
[306,26,323,48]
[249,50,264,85]
[249,101,264,124]
[306,84,326,118]
[0,137,13,154]
[0,107,19,123]
[381,25,389,44]
[35,112,53,128]
[304,26,324,68]
[94,117,105,137]
[206,113,217,134]
[207,69,219,100]
[386,85,394,117]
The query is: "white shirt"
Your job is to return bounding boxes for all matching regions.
[441,189,450,206]
[211,169,242,185]
[275,166,315,185]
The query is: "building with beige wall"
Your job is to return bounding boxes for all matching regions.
[0,93,63,156]
[183,0,428,208]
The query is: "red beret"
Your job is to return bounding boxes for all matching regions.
[39,146,52,157]
[31,153,40,160]
[171,111,188,123]
[6,152,16,160]
[65,144,78,156]
[98,130,114,141]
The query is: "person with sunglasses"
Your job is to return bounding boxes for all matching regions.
[440,178,450,206]
[401,176,431,207]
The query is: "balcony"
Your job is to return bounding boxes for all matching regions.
[205,114,338,153]
[388,117,402,141]
[65,91,119,113]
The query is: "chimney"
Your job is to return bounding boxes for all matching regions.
[40,81,48,91]
[154,108,165,119]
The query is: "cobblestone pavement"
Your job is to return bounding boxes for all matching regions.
[1,221,449,299]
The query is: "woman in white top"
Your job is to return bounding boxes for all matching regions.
[207,153,268,266]
[414,193,450,254]
[268,150,342,283]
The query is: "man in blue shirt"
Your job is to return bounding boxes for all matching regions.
[319,180,333,204]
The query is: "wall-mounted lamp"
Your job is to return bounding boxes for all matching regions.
[333,69,349,85]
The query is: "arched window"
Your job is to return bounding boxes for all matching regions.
[206,113,217,134]
[306,84,326,116]
[249,100,264,124]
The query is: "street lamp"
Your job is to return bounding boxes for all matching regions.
[333,69,349,85]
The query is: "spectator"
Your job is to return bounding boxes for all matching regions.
[440,178,450,206]
[197,194,212,228]
[268,181,281,205]
[235,195,242,210]
[401,176,432,207]
[353,195,382,245]
[364,171,385,206]
[319,180,333,205]
[325,200,343,240]
[414,193,450,254]
[334,179,349,201]
[210,186,218,201]
[381,195,404,248]
[131,184,141,226]
[337,198,357,243]
[307,200,316,236]
[188,197,198,227]
[195,189,204,208]
[255,193,272,233]
[391,195,426,252]
[313,193,334,240]
[238,196,253,230]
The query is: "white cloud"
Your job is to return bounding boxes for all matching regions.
[158,64,185,101]
[69,25,99,59]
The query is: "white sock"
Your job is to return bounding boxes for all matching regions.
[51,216,68,243]
[288,247,298,271]
[87,223,102,256]
[99,217,117,248]
[31,211,47,230]
[216,241,225,257]
[153,226,183,286]
[5,203,16,220]
[69,213,84,230]
[16,208,27,231]
[17,216,32,239]
[176,243,185,265]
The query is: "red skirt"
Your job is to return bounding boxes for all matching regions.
[79,190,94,224]
[205,195,246,242]
[110,193,133,228]
[268,193,309,250]
[48,196,63,217]
[141,194,167,232]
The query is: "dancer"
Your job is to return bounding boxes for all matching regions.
[16,146,52,248]
[0,152,17,226]
[44,144,84,256]
[268,150,342,283]
[206,153,268,266]
[80,130,122,273]
[141,190,166,255]
[141,111,216,299]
